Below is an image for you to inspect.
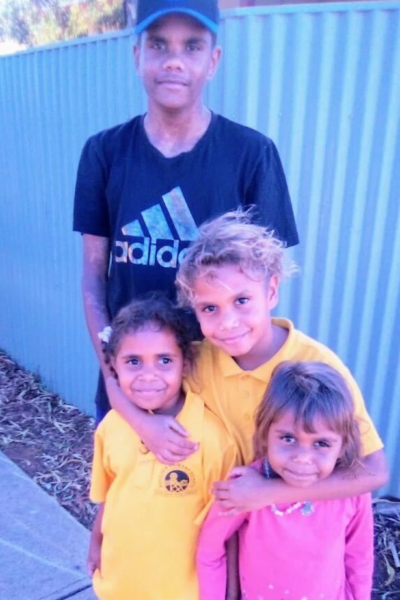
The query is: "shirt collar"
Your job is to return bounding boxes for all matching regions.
[216,318,294,382]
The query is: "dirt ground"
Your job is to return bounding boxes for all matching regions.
[0,349,399,598]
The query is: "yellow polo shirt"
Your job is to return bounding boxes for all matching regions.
[188,318,382,465]
[90,392,236,600]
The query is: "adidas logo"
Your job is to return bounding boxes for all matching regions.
[115,187,198,268]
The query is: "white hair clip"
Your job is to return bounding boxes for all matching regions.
[98,326,112,344]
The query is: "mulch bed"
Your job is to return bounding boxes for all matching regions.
[0,349,96,529]
[0,349,399,598]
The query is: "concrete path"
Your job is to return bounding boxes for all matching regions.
[0,451,96,600]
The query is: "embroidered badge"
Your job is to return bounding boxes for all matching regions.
[157,465,196,495]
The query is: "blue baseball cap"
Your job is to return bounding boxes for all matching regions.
[135,0,220,35]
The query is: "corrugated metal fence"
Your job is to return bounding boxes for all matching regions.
[0,2,399,495]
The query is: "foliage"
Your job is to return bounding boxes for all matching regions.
[0,0,126,50]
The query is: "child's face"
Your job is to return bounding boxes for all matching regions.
[134,14,221,113]
[266,410,344,488]
[112,325,185,415]
[192,264,279,367]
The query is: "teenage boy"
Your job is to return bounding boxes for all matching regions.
[73,0,298,420]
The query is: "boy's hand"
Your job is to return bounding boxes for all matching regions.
[142,413,198,464]
[105,376,198,463]
[212,466,268,514]
[87,539,102,578]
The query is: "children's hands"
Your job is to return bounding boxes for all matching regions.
[105,376,198,463]
[212,466,268,514]
[141,414,198,464]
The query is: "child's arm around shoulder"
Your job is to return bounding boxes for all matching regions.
[212,448,388,513]
[105,341,211,463]
[106,376,197,464]
[344,493,374,600]
[212,362,388,513]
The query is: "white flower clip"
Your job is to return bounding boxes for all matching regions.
[98,326,112,344]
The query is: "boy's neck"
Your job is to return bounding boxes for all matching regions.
[143,105,212,158]
[235,323,289,371]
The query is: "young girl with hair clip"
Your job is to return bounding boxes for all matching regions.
[197,361,374,600]
[87,295,236,600]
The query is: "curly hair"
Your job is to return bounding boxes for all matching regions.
[253,361,362,471]
[176,209,297,306]
[103,294,197,375]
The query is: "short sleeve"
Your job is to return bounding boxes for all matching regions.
[73,135,111,237]
[90,423,114,503]
[246,139,299,248]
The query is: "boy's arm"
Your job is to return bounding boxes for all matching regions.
[82,234,112,379]
[87,503,104,578]
[215,367,387,512]
[213,449,388,513]
[106,377,197,463]
[344,495,374,600]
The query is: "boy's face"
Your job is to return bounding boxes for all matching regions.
[111,325,185,415]
[134,14,221,112]
[192,264,279,368]
[267,411,344,487]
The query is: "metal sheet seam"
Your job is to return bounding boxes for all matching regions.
[222,1,400,18]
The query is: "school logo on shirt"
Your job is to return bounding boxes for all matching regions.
[115,187,198,269]
[158,465,196,495]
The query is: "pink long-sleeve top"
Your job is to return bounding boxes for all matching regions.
[197,490,373,600]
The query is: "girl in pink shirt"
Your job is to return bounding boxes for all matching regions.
[197,361,374,600]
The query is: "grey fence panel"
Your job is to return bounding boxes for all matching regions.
[0,31,142,411]
[1,2,399,495]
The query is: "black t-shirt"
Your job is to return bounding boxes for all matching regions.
[73,113,298,318]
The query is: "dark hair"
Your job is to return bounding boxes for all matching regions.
[254,361,362,471]
[103,295,196,375]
